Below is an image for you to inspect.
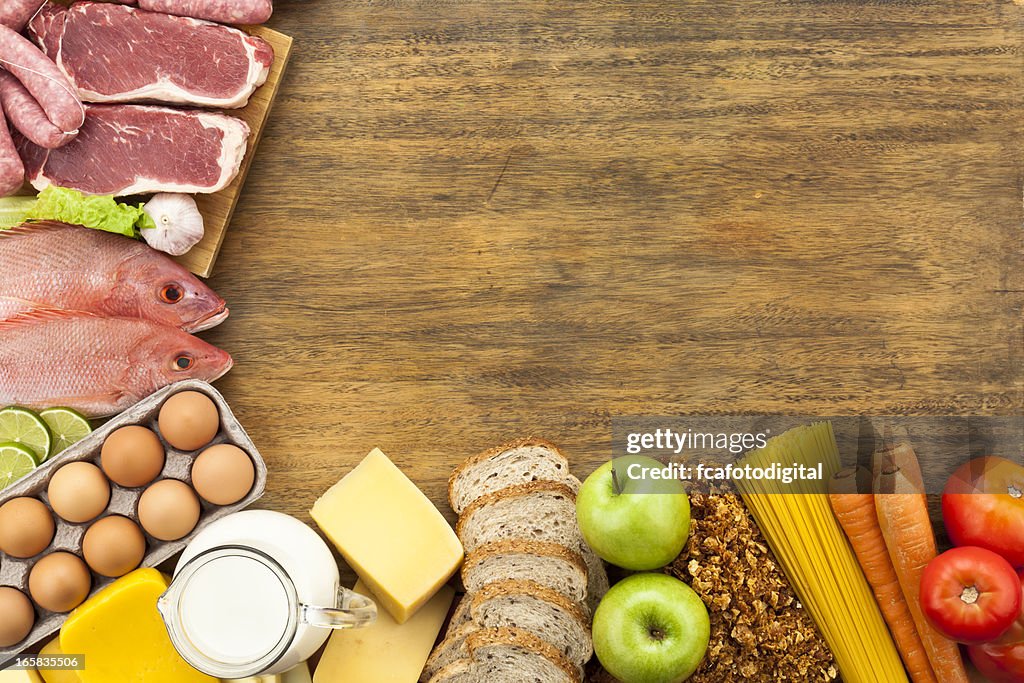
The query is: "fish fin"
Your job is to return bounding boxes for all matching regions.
[0,221,74,238]
[0,308,103,328]
[39,390,130,419]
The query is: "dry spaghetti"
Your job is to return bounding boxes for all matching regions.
[734,423,909,683]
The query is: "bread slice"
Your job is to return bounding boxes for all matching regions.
[469,579,592,670]
[461,540,589,604]
[421,621,478,682]
[426,627,581,683]
[456,480,609,610]
[456,481,581,553]
[448,438,580,515]
[448,593,473,628]
[581,547,610,612]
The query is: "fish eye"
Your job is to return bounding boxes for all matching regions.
[174,354,195,371]
[161,284,184,304]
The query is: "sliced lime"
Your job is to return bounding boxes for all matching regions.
[0,407,52,462]
[39,408,92,455]
[0,442,38,491]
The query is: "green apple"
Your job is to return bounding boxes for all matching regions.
[593,573,710,683]
[576,456,690,570]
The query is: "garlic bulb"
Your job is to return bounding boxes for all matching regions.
[140,193,205,256]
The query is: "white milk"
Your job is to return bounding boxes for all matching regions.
[162,510,373,677]
[178,555,291,665]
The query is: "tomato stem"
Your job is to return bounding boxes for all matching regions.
[960,585,980,605]
[1009,484,1022,499]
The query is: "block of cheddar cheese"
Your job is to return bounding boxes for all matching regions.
[59,569,216,683]
[314,579,454,683]
[37,638,80,683]
[311,448,463,623]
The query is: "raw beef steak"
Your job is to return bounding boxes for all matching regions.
[30,2,274,109]
[17,104,250,195]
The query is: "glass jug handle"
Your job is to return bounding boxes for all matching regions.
[300,586,377,629]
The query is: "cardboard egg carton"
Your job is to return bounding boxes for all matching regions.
[0,380,267,665]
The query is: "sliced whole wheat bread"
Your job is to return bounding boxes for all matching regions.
[456,481,581,553]
[461,539,589,604]
[421,621,478,682]
[455,480,609,610]
[469,579,592,670]
[426,627,581,683]
[448,437,580,515]
[580,547,610,612]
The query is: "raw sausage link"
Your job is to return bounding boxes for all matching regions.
[0,105,26,197]
[0,25,83,134]
[0,0,44,32]
[137,0,272,25]
[0,70,69,149]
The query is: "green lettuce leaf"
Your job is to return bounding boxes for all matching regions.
[25,187,155,237]
[0,196,37,229]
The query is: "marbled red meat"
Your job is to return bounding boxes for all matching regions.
[30,2,273,109]
[17,104,250,196]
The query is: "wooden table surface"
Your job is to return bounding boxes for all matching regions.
[203,0,1023,546]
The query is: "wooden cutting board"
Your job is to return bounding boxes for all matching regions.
[179,26,293,277]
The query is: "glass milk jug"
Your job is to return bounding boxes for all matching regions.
[157,510,376,677]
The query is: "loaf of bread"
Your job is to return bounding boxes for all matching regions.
[427,440,606,683]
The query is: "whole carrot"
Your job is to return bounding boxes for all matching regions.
[873,444,968,683]
[830,467,936,683]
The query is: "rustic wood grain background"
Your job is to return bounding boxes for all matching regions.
[202,0,1023,551]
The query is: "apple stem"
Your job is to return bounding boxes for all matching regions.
[648,626,666,641]
[611,466,623,496]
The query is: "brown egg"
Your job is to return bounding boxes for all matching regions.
[138,480,200,541]
[82,516,147,578]
[191,444,255,506]
[0,586,35,647]
[158,391,220,451]
[101,426,165,488]
[28,552,91,613]
[47,462,110,524]
[0,497,55,558]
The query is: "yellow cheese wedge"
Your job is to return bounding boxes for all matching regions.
[0,669,42,683]
[37,638,80,683]
[314,580,455,683]
[59,569,217,683]
[281,663,311,683]
[311,448,463,623]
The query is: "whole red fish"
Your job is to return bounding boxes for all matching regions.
[0,221,228,332]
[0,310,233,417]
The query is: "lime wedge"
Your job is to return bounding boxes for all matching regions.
[0,406,52,462]
[39,407,92,455]
[0,442,38,491]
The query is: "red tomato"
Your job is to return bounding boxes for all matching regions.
[920,546,1021,644]
[943,456,1024,568]
[993,571,1024,647]
[969,641,1024,683]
